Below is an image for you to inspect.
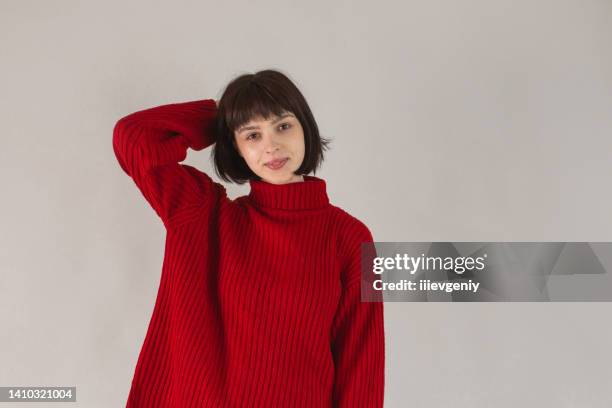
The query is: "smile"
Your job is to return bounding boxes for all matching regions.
[265,158,289,170]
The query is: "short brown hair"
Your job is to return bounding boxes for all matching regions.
[212,69,330,184]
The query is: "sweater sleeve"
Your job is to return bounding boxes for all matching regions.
[112,99,222,228]
[331,223,385,407]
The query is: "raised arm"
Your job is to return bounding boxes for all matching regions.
[112,99,224,228]
[331,221,385,407]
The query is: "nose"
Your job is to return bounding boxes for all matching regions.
[264,134,281,154]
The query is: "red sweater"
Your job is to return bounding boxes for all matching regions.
[112,99,385,407]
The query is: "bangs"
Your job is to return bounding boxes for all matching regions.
[226,83,294,134]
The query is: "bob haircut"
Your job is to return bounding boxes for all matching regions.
[213,69,330,184]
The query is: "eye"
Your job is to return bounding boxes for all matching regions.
[244,123,290,141]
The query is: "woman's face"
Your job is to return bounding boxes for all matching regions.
[233,111,305,185]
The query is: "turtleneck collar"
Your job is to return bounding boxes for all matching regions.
[247,175,330,210]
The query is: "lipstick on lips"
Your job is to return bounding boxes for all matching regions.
[265,158,288,170]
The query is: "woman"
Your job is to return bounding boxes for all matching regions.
[113,69,385,407]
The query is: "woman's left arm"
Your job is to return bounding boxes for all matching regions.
[331,223,385,407]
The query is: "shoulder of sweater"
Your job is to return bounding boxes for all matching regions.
[328,205,375,273]
[328,205,373,241]
[328,206,375,287]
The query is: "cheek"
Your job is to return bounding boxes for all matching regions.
[242,146,262,164]
[291,133,306,155]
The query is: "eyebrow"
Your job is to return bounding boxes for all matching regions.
[237,113,294,134]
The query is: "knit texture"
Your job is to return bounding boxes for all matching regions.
[112,99,385,407]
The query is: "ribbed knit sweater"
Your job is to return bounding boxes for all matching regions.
[112,99,385,407]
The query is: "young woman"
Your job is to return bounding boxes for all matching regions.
[113,69,385,407]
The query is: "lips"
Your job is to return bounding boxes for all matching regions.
[265,158,288,170]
